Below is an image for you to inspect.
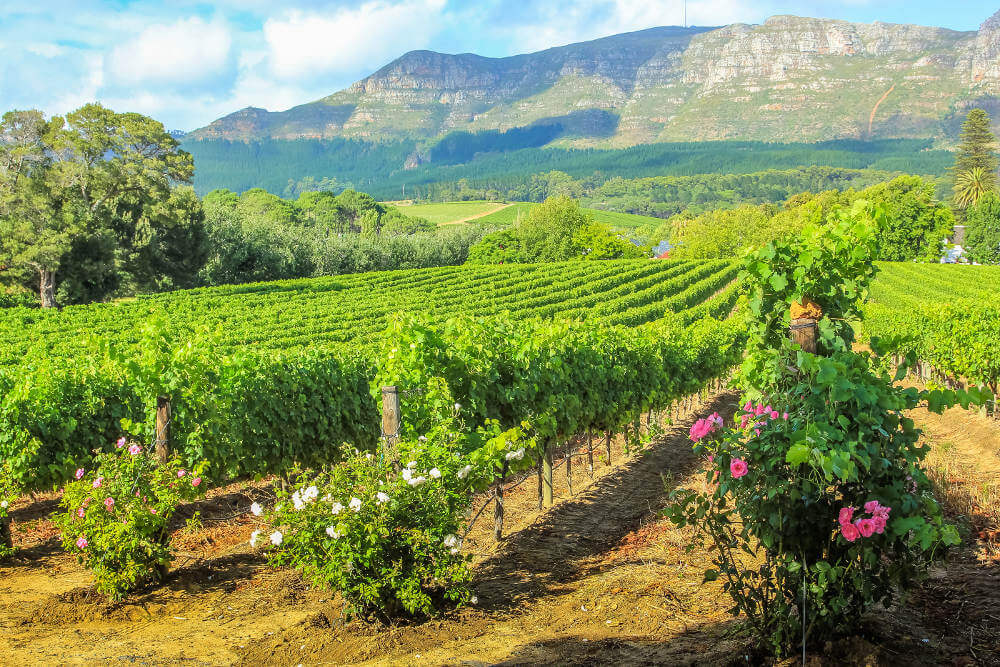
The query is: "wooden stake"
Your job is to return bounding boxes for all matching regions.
[537,455,543,510]
[605,430,612,465]
[587,430,594,477]
[154,396,170,464]
[381,386,401,457]
[494,461,507,541]
[0,515,11,554]
[566,440,573,496]
[542,443,553,507]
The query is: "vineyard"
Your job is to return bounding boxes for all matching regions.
[0,259,739,364]
[862,262,1000,398]
[2,243,1000,664]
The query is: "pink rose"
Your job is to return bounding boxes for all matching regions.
[92,477,103,489]
[77,507,85,519]
[840,522,860,542]
[116,437,126,448]
[856,518,875,538]
[838,506,855,526]
[874,505,891,520]
[177,470,186,478]
[82,497,91,507]
[709,412,723,426]
[104,497,115,511]
[707,455,714,463]
[730,458,748,479]
[739,414,750,429]
[782,412,789,420]
[770,410,779,420]
[75,468,85,480]
[128,444,142,455]
[76,536,88,549]
[864,500,879,514]
[150,508,157,515]
[689,419,713,442]
[743,401,752,412]
[871,515,887,534]
[191,477,201,487]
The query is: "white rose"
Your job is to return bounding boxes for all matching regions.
[401,468,413,482]
[349,497,362,512]
[429,468,441,479]
[331,502,344,515]
[303,486,319,503]
[457,465,472,479]
[407,460,418,469]
[376,492,390,504]
[325,525,342,539]
[408,476,426,487]
[443,534,458,548]
[250,530,262,547]
[269,531,283,546]
[250,502,263,517]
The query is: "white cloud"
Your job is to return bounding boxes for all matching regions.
[263,0,447,80]
[107,16,233,86]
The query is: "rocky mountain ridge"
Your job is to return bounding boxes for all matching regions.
[188,10,1000,146]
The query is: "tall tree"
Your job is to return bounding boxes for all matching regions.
[0,104,193,307]
[952,109,999,210]
[964,192,1000,264]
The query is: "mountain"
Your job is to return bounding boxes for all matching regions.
[188,10,1000,148]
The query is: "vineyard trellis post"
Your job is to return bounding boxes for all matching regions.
[0,513,10,553]
[605,430,612,465]
[587,430,594,477]
[542,443,554,506]
[154,396,170,464]
[566,440,573,496]
[381,386,401,464]
[494,460,507,541]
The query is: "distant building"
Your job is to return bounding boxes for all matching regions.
[653,240,672,258]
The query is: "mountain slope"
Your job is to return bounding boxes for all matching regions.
[188,10,1000,147]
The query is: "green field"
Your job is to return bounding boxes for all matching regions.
[425,201,665,232]
[393,201,507,225]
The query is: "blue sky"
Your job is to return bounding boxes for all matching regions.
[1,1,995,131]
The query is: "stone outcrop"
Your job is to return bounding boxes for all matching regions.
[188,10,1000,145]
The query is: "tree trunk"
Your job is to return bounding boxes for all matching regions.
[39,268,57,309]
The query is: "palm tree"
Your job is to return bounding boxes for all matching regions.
[953,167,997,209]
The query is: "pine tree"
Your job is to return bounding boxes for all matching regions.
[952,109,999,210]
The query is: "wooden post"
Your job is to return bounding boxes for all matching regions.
[790,318,818,354]
[634,415,642,446]
[542,443,553,507]
[623,422,631,455]
[0,515,11,554]
[566,440,573,496]
[537,455,543,510]
[494,461,507,541]
[587,430,594,477]
[154,396,170,464]
[605,430,612,465]
[381,386,401,450]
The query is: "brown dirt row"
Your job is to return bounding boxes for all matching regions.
[0,386,998,665]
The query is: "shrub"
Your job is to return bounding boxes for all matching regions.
[668,202,965,656]
[54,438,207,600]
[258,443,475,621]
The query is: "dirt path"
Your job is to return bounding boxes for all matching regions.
[438,202,514,226]
[2,386,999,665]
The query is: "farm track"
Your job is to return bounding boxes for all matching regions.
[436,202,513,226]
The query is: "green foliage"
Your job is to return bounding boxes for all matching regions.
[54,442,207,600]
[952,109,999,198]
[0,104,194,307]
[185,137,953,202]
[954,167,997,210]
[467,196,646,264]
[671,177,952,262]
[965,192,1000,264]
[263,447,474,620]
[670,203,963,656]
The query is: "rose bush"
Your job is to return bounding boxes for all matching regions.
[257,445,476,621]
[669,203,972,656]
[54,437,207,600]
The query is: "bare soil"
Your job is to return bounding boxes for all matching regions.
[1,388,999,666]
